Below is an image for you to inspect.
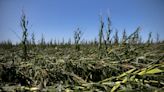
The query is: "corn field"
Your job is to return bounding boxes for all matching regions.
[0,13,164,92]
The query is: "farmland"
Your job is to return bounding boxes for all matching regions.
[0,13,164,92]
[0,37,164,92]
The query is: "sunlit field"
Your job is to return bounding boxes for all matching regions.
[0,11,164,92]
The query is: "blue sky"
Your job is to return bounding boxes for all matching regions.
[0,0,164,43]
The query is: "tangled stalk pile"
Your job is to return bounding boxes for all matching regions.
[0,42,163,92]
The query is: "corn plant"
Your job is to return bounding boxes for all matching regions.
[20,11,28,60]
[106,16,112,45]
[138,35,142,44]
[113,30,119,46]
[105,15,112,53]
[31,32,35,46]
[67,38,71,45]
[74,28,82,51]
[133,27,139,44]
[122,29,127,46]
[94,38,98,45]
[128,27,140,45]
[0,40,12,49]
[156,33,159,44]
[98,16,104,59]
[147,32,152,44]
[40,34,46,48]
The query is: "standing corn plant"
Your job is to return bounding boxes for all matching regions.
[40,34,46,48]
[98,16,104,59]
[31,32,35,46]
[74,28,82,51]
[113,30,119,46]
[106,15,112,45]
[156,33,159,44]
[20,11,28,60]
[133,27,140,44]
[128,27,140,45]
[147,32,152,44]
[121,29,127,46]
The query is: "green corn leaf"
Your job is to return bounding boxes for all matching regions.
[122,77,128,83]
[118,68,136,78]
[139,68,163,75]
[111,82,121,92]
[146,68,163,74]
